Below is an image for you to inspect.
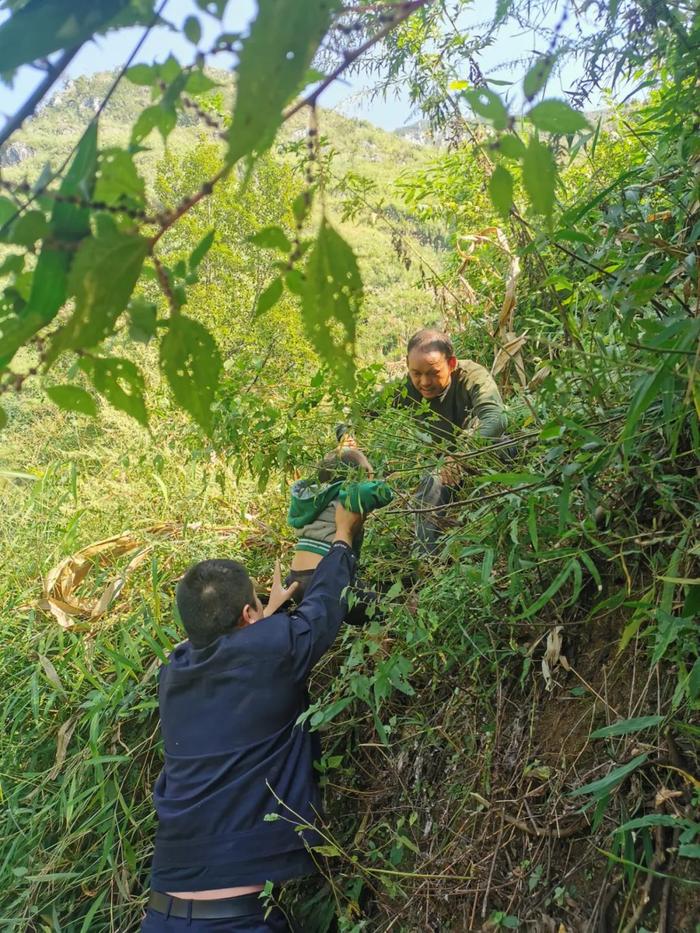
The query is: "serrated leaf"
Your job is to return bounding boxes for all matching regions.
[489,165,513,219]
[51,223,148,354]
[127,297,157,343]
[463,88,509,130]
[494,134,526,160]
[226,0,338,165]
[185,70,217,95]
[189,230,215,269]
[590,715,664,739]
[302,220,361,387]
[522,137,556,218]
[45,384,97,416]
[523,56,554,100]
[527,100,590,134]
[6,210,48,247]
[131,104,176,145]
[249,226,292,252]
[255,278,283,318]
[184,15,201,44]
[0,0,133,75]
[126,63,156,86]
[83,357,148,426]
[94,148,145,211]
[159,315,222,433]
[0,124,97,369]
[569,753,648,798]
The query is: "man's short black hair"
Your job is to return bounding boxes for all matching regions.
[176,559,256,648]
[407,328,454,359]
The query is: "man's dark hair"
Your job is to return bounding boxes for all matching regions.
[318,447,373,484]
[176,559,256,648]
[406,328,454,359]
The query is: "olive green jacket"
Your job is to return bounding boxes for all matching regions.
[393,359,507,444]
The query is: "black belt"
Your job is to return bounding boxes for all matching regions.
[148,890,263,920]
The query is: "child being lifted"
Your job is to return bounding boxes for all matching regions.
[285,426,392,623]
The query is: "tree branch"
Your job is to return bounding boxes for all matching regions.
[283,0,434,122]
[0,46,82,150]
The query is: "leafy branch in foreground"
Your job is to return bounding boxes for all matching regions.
[0,0,433,431]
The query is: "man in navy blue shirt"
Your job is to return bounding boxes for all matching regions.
[141,504,363,932]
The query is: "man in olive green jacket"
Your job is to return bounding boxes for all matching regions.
[393,328,508,553]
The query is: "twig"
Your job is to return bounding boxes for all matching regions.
[283,0,434,122]
[0,46,81,150]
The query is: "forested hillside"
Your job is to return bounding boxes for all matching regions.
[0,1,698,931]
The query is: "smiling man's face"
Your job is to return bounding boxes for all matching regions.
[407,348,457,399]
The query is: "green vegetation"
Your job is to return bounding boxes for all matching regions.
[0,1,698,930]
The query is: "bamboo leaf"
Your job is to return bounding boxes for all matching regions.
[590,715,664,739]
[569,753,649,798]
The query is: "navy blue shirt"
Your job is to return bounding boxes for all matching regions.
[149,542,356,892]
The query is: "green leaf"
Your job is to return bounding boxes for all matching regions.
[523,56,554,100]
[590,716,664,739]
[226,0,338,165]
[0,124,97,369]
[0,0,134,75]
[463,89,509,130]
[185,70,218,95]
[51,223,148,354]
[312,845,341,857]
[0,196,16,230]
[527,100,590,134]
[127,297,157,343]
[132,105,176,145]
[302,220,361,387]
[614,814,684,834]
[493,134,526,161]
[519,558,575,618]
[249,226,292,252]
[6,210,48,246]
[159,315,222,433]
[45,384,97,417]
[254,278,283,318]
[184,15,202,44]
[126,63,156,86]
[94,148,145,211]
[522,137,556,219]
[679,844,700,858]
[0,406,7,430]
[189,230,215,269]
[83,357,148,426]
[0,254,24,277]
[489,165,513,219]
[569,753,649,798]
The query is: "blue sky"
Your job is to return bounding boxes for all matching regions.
[0,0,598,132]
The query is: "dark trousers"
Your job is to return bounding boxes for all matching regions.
[415,471,454,554]
[141,898,291,932]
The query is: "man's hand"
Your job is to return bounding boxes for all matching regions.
[334,502,364,546]
[263,559,298,617]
